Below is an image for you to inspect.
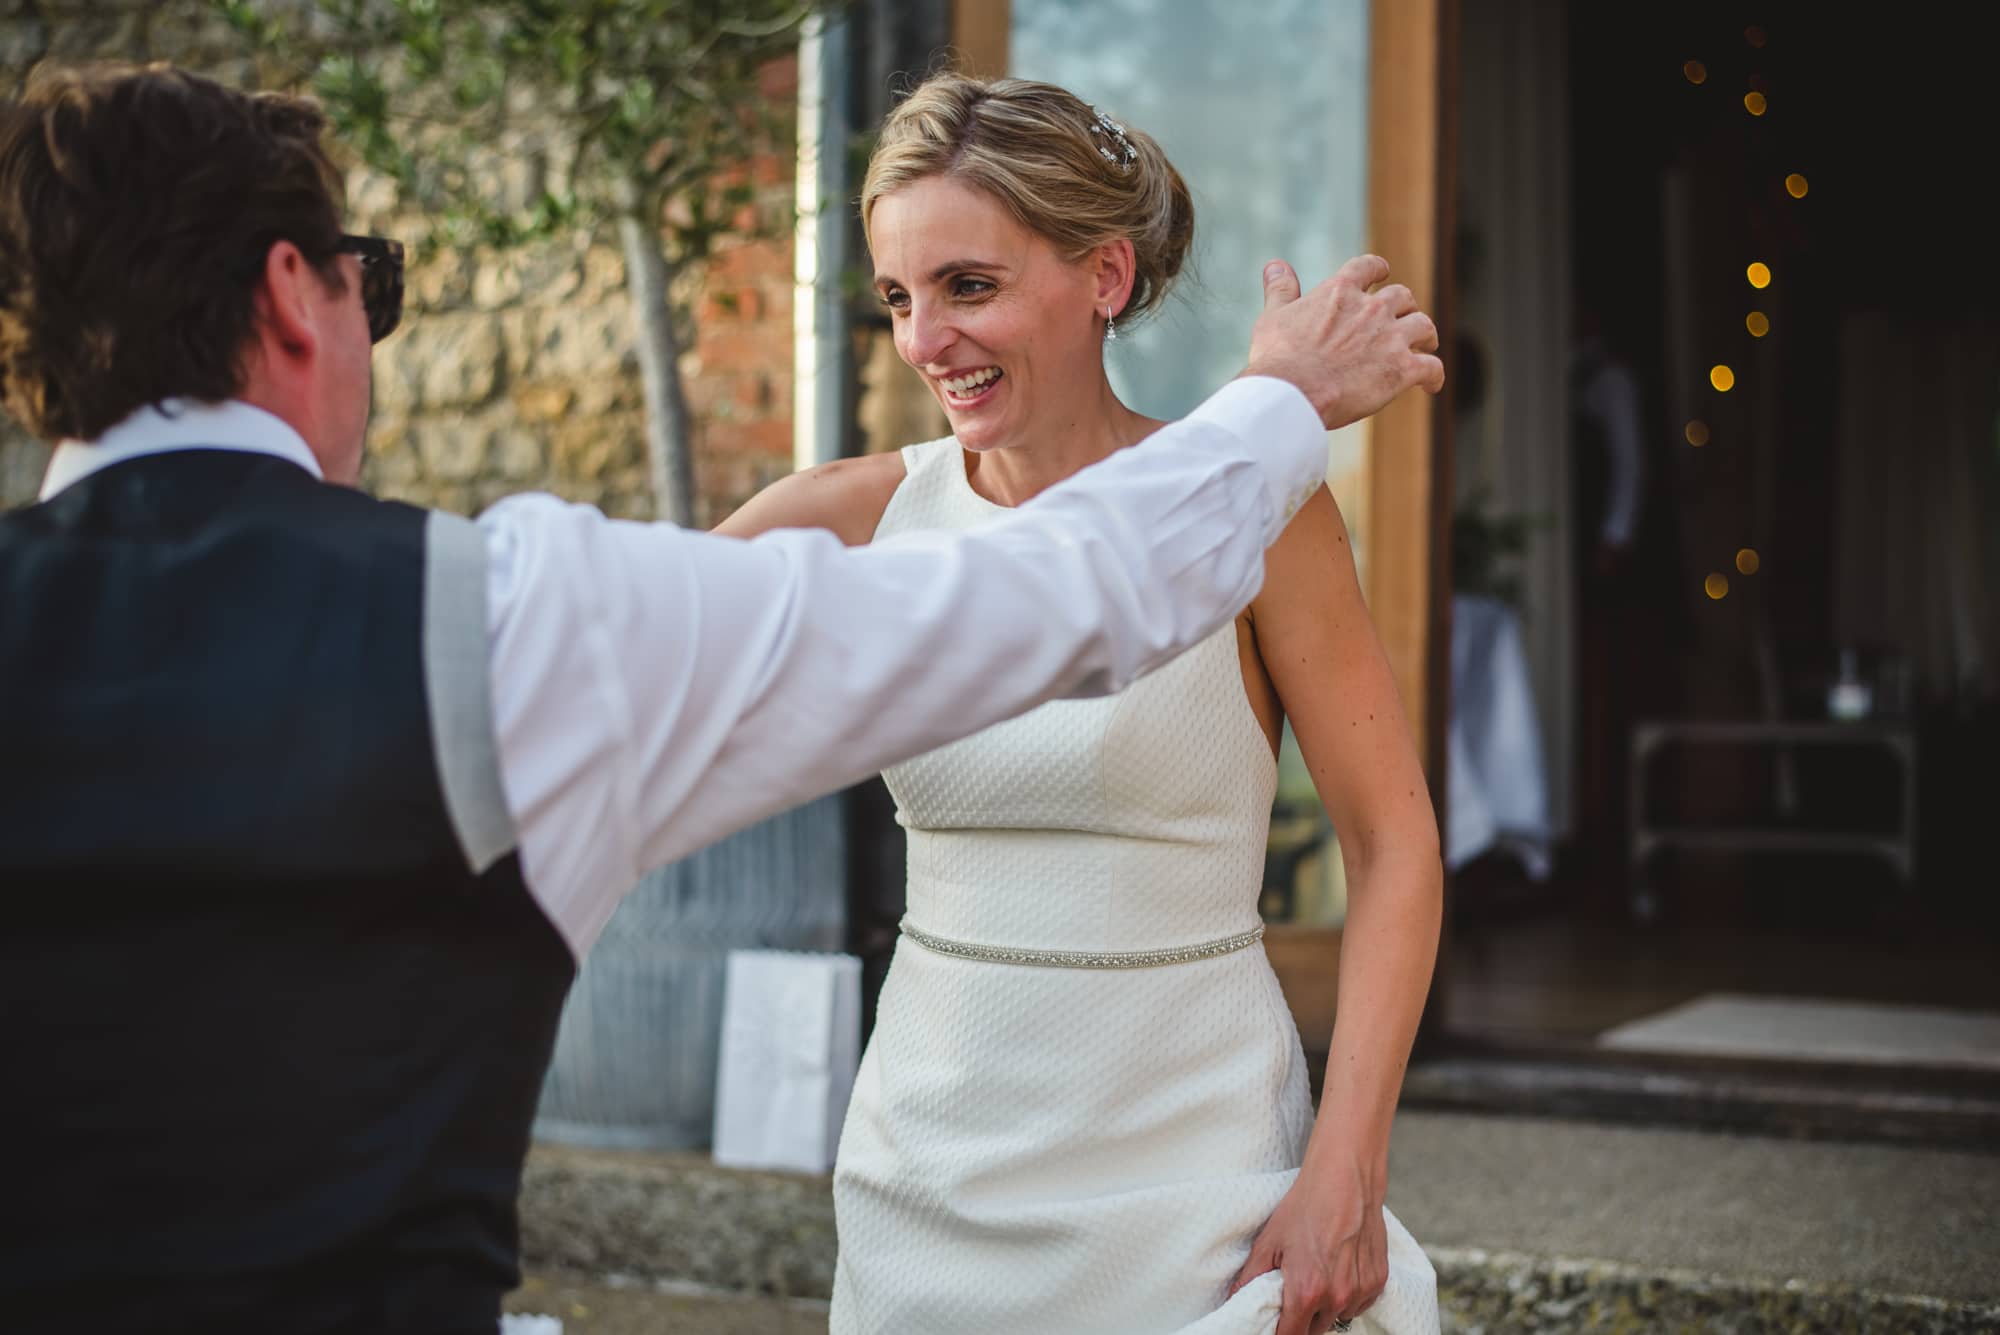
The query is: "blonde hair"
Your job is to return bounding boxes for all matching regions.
[860,74,1194,324]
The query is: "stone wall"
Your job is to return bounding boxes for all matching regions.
[0,0,797,526]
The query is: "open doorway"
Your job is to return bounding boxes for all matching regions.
[1437,1,2000,1115]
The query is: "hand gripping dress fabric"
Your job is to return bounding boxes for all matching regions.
[830,438,1438,1335]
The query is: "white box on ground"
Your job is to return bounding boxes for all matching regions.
[711,949,862,1175]
[499,1316,561,1335]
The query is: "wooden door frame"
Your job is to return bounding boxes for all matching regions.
[949,0,1008,78]
[1367,0,1458,1053]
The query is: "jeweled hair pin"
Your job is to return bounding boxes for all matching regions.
[1089,106,1137,172]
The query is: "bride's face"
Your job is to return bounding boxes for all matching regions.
[870,175,1104,452]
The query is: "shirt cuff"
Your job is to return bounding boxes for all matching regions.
[1187,376,1327,542]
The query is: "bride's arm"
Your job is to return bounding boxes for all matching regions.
[710,452,908,545]
[1228,485,1442,1334]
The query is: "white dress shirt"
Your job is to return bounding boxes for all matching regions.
[41,379,1326,956]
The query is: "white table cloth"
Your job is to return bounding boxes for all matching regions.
[1446,594,1553,878]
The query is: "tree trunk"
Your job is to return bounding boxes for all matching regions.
[615,180,698,527]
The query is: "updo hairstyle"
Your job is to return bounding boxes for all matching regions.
[860,74,1195,325]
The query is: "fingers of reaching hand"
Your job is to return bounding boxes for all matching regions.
[1354,274,1443,393]
[1262,259,1303,309]
[1377,282,1418,317]
[1414,351,1446,394]
[1399,311,1445,394]
[1401,310,1439,353]
[1333,252,1391,293]
[1245,250,1444,419]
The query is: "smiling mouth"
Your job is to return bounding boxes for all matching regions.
[938,367,1003,403]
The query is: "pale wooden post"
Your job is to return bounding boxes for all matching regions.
[1367,0,1449,775]
[949,0,1010,79]
[1366,0,1456,1051]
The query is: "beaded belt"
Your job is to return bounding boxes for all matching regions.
[897,916,1264,970]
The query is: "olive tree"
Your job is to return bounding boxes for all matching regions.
[220,0,820,524]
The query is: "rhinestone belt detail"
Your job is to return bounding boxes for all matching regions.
[898,917,1265,970]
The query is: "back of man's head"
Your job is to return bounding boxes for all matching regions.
[0,63,347,444]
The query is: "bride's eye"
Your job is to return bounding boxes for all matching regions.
[878,287,910,313]
[952,277,995,299]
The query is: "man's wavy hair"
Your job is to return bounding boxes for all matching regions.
[0,63,347,443]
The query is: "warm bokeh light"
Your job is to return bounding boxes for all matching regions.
[1746,311,1770,337]
[1744,91,1768,116]
[1705,573,1730,600]
[1685,420,1711,447]
[1684,60,1708,85]
[1747,262,1772,288]
[1745,25,1768,48]
[1785,173,1809,198]
[1710,364,1737,392]
[1736,548,1761,575]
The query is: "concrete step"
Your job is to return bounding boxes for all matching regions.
[1400,1051,2000,1150]
[1391,1112,2000,1333]
[505,1274,826,1335]
[518,1110,2000,1333]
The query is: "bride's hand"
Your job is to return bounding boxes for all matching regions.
[1227,1151,1390,1335]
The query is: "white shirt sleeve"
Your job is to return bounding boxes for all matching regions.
[482,376,1326,956]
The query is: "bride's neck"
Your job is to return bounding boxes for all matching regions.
[966,373,1158,508]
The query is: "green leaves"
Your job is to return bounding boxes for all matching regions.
[314,53,410,180]
[216,0,279,47]
[216,0,818,259]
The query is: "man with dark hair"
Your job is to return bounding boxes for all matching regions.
[0,63,1441,1333]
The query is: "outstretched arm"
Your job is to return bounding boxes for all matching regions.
[482,255,1442,959]
[485,377,1325,956]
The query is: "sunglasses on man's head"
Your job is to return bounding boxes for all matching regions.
[336,234,405,343]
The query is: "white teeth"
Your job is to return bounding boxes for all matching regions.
[943,367,1000,394]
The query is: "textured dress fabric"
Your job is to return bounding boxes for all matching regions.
[829,438,1439,1335]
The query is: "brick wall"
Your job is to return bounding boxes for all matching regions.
[0,0,797,528]
[684,56,800,527]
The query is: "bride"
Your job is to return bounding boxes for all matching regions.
[719,75,1443,1335]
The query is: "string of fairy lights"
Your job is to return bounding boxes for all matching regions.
[1679,23,1804,604]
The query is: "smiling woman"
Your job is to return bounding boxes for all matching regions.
[715,71,1442,1335]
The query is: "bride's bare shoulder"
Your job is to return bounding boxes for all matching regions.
[710,451,909,545]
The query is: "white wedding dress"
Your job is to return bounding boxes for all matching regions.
[828,438,1439,1335]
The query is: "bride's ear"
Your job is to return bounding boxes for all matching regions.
[1090,238,1138,320]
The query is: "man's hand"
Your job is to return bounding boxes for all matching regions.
[1244,255,1444,429]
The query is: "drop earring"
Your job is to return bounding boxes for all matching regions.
[1103,309,1119,343]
